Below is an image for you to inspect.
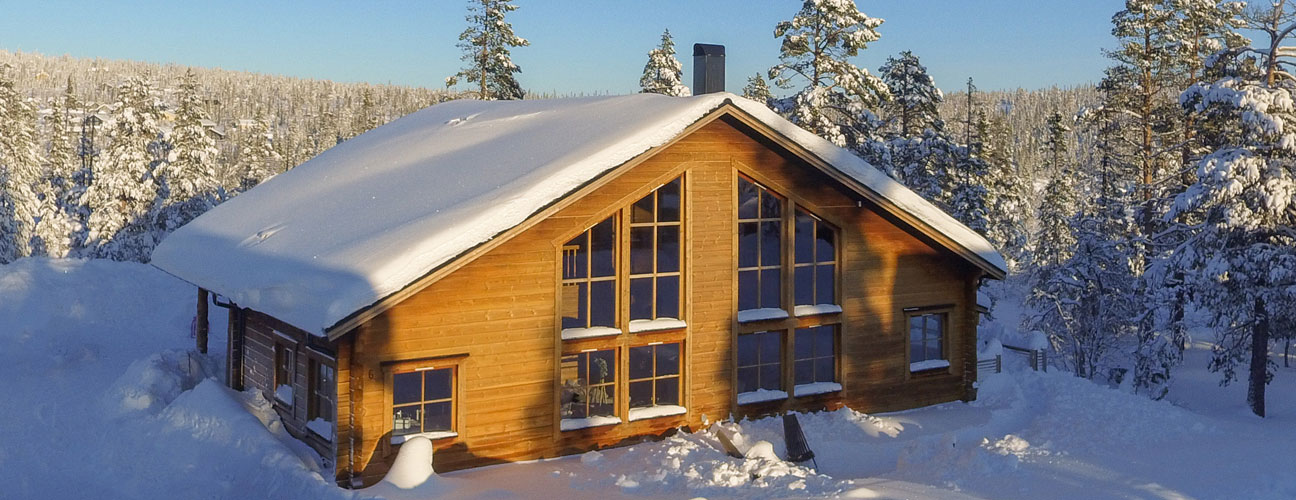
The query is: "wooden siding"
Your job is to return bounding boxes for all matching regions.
[338,114,983,486]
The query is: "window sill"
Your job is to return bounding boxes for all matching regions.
[793,304,842,317]
[560,415,620,431]
[561,326,622,341]
[737,308,789,323]
[628,405,687,422]
[306,418,334,442]
[737,389,788,405]
[391,430,457,445]
[909,359,951,373]
[628,318,687,333]
[793,382,842,397]
[274,385,293,406]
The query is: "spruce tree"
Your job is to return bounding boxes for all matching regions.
[0,64,42,261]
[741,73,773,106]
[447,0,529,100]
[1033,112,1078,270]
[155,69,218,236]
[879,51,943,137]
[977,110,1029,267]
[639,29,689,97]
[83,76,162,260]
[1171,1,1296,417]
[234,110,280,193]
[768,0,890,147]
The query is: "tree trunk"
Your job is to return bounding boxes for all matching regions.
[1247,297,1268,417]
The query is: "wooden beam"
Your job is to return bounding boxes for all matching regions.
[196,288,209,354]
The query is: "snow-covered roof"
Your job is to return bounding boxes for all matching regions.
[151,92,1006,337]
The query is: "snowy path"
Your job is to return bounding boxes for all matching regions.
[1,259,1293,499]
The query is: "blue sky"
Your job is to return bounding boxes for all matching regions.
[1,1,1121,95]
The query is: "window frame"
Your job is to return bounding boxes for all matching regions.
[904,307,953,375]
[627,341,684,420]
[560,216,620,338]
[792,324,841,397]
[792,208,840,312]
[628,177,684,326]
[736,176,786,315]
[306,356,337,439]
[382,356,465,449]
[273,341,296,408]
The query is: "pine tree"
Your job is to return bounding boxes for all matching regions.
[1171,1,1296,417]
[1033,112,1078,270]
[768,0,890,147]
[879,51,943,137]
[33,77,81,258]
[352,87,381,134]
[234,110,280,193]
[83,76,163,260]
[155,69,219,236]
[639,29,690,97]
[447,0,529,100]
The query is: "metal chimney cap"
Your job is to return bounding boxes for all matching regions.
[693,43,725,57]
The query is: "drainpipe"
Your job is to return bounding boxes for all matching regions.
[196,288,209,354]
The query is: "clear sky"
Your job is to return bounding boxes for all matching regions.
[0,1,1122,95]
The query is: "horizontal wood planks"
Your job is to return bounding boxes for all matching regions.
[338,113,982,486]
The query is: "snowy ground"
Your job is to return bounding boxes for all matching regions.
[1,258,1293,499]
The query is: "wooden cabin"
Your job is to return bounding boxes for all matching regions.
[152,91,1005,488]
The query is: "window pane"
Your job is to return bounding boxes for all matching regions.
[393,372,422,405]
[656,378,680,406]
[423,401,452,432]
[658,178,681,222]
[816,327,835,357]
[815,359,835,383]
[632,191,655,223]
[928,314,944,337]
[738,334,758,368]
[760,191,781,219]
[656,343,680,376]
[758,331,781,364]
[560,355,585,419]
[927,344,942,362]
[911,339,927,362]
[561,282,587,329]
[795,328,814,360]
[423,368,452,401]
[760,221,781,266]
[795,360,814,385]
[760,364,782,391]
[738,178,758,219]
[794,266,813,306]
[795,211,814,264]
[629,380,653,408]
[629,346,654,380]
[738,270,758,311]
[589,387,615,417]
[657,226,680,273]
[630,226,654,274]
[590,218,616,277]
[392,406,422,437]
[737,367,758,393]
[738,222,759,268]
[760,268,781,309]
[816,264,835,304]
[656,275,679,320]
[590,280,615,328]
[563,233,587,280]
[589,350,615,384]
[816,224,836,262]
[630,278,653,320]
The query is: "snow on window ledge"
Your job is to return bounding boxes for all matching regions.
[628,405,687,422]
[390,430,458,445]
[736,308,789,323]
[737,389,788,405]
[628,318,687,333]
[909,359,951,373]
[560,415,621,431]
[793,382,842,397]
[274,384,293,404]
[793,304,842,317]
[306,418,334,442]
[561,326,622,341]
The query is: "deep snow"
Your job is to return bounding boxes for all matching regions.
[2,258,1293,499]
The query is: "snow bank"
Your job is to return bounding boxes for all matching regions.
[382,436,437,489]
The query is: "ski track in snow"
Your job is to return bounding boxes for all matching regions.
[1,258,1294,499]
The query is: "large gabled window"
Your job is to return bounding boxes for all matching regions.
[737,177,784,317]
[561,217,617,339]
[793,209,838,315]
[629,178,683,331]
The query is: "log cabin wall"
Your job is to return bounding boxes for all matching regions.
[241,309,338,470]
[338,114,980,486]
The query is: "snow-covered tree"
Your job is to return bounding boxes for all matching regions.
[741,73,773,106]
[639,29,689,97]
[976,110,1029,265]
[233,110,280,193]
[1170,2,1296,417]
[1033,112,1078,270]
[447,0,529,100]
[0,64,42,261]
[83,76,163,260]
[154,69,218,236]
[353,87,380,135]
[879,51,943,137]
[768,0,890,147]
